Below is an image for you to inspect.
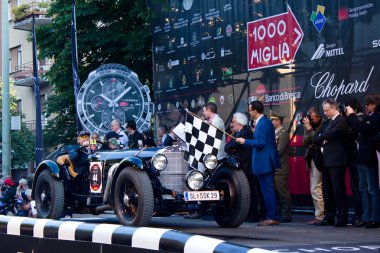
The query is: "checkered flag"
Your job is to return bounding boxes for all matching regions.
[183,111,224,169]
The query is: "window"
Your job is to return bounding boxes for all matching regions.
[17,47,22,67]
[16,99,23,114]
[8,1,11,21]
[10,46,22,72]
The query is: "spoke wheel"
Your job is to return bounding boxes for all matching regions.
[35,170,64,219]
[114,168,153,226]
[210,167,250,228]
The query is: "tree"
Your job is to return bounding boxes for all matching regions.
[36,0,153,148]
[0,82,35,167]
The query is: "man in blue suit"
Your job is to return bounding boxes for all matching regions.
[236,101,281,226]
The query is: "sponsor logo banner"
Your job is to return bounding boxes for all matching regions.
[311,44,344,60]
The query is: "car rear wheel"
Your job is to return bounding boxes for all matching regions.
[35,170,64,219]
[114,168,154,226]
[211,167,250,228]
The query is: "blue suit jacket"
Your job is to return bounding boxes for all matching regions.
[243,116,281,175]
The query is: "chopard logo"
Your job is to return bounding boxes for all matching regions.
[310,66,374,100]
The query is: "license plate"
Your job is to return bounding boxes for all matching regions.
[184,191,220,201]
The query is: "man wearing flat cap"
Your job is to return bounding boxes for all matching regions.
[271,113,292,223]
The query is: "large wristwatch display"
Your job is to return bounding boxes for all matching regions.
[77,64,154,135]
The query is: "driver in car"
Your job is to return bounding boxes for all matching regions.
[57,130,90,178]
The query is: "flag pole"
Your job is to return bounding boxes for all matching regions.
[185,109,236,139]
[71,0,82,133]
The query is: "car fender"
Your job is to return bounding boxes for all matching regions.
[107,156,145,208]
[205,156,240,186]
[217,156,240,169]
[31,160,61,199]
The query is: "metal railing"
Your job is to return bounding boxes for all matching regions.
[25,119,48,132]
[12,60,53,81]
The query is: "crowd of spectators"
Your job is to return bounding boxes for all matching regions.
[205,95,380,228]
[0,176,36,217]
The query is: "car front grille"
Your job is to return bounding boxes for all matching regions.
[158,150,191,193]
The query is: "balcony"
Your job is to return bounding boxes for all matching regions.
[25,119,48,133]
[12,2,52,31]
[12,61,52,87]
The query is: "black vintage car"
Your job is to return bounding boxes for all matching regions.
[31,145,250,227]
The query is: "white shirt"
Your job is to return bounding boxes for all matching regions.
[116,129,129,147]
[255,114,265,125]
[332,113,340,121]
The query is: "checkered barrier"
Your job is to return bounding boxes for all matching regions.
[0,215,271,253]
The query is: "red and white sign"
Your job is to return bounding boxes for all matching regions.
[247,5,304,71]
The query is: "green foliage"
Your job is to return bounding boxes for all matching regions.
[36,0,153,148]
[0,82,17,113]
[0,82,35,167]
[11,124,35,168]
[38,2,50,9]
[12,4,31,20]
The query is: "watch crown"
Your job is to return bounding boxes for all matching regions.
[143,85,150,94]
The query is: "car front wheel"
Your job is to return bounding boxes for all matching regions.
[35,169,64,219]
[114,168,154,226]
[211,167,250,228]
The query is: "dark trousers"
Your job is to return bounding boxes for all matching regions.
[322,166,348,224]
[275,173,292,220]
[257,172,279,221]
[347,158,363,220]
[247,173,266,220]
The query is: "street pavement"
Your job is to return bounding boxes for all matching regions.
[65,213,380,252]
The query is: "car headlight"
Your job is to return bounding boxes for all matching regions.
[152,154,167,171]
[203,154,218,170]
[186,170,204,190]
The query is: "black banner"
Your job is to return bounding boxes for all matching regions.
[150,0,380,133]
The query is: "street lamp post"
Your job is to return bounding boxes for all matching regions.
[2,0,12,177]
[32,15,44,166]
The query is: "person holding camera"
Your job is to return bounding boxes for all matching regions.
[0,177,17,215]
[302,107,326,225]
[343,99,364,226]
[346,94,380,228]
[15,179,32,217]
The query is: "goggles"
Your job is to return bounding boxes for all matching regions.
[109,138,119,145]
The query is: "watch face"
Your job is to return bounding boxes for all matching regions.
[77,68,151,135]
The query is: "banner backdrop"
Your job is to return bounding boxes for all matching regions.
[150,0,380,131]
[150,0,380,198]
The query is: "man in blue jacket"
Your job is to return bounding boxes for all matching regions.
[236,101,281,226]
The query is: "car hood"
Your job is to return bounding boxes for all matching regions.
[96,147,161,161]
